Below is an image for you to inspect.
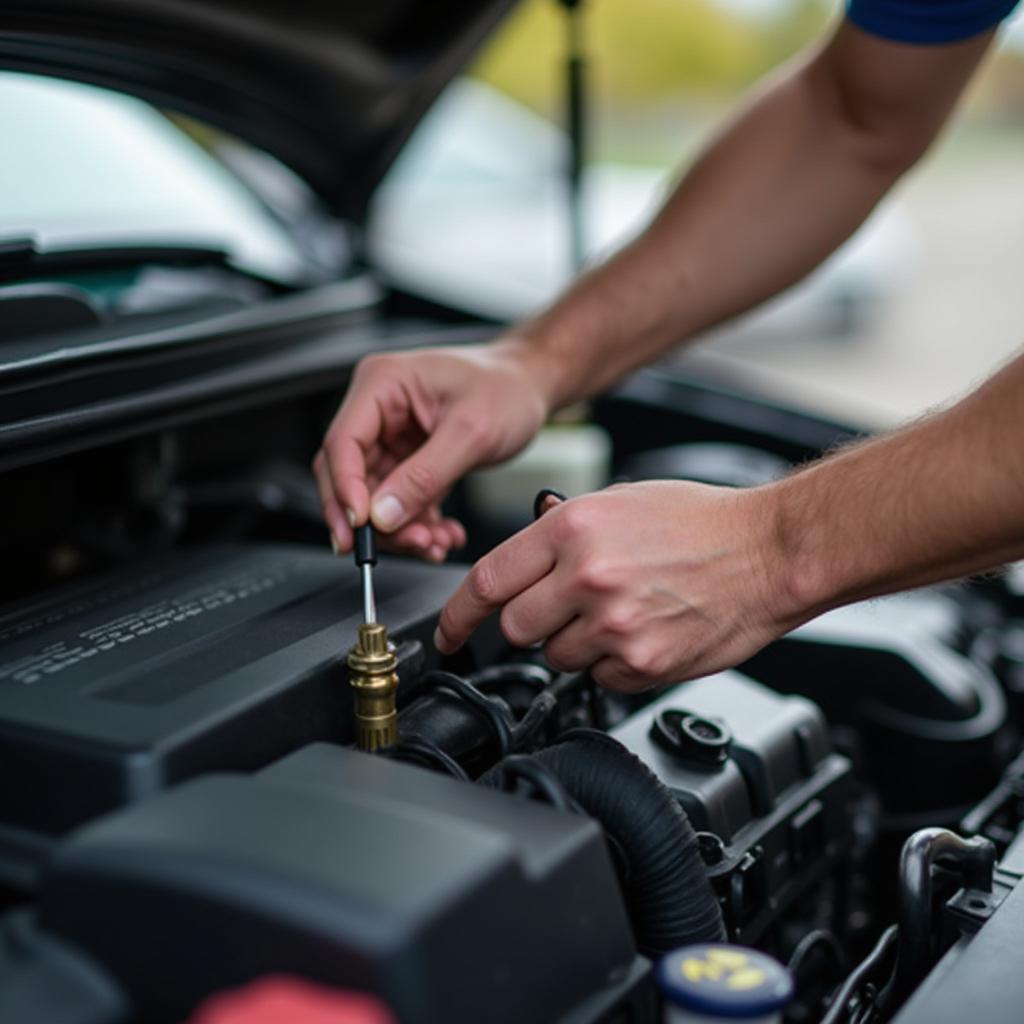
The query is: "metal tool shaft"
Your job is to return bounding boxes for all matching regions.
[349,526,392,750]
[354,524,378,625]
[361,563,376,624]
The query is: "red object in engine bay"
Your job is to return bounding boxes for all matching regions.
[186,975,395,1024]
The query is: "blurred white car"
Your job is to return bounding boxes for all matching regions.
[369,77,919,340]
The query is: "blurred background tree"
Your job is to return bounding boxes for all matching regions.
[477,0,833,103]
[473,0,1024,162]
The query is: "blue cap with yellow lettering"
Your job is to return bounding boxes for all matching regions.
[657,943,793,1020]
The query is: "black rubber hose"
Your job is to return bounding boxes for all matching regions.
[387,738,470,781]
[820,925,898,1024]
[484,730,725,956]
[881,827,995,1008]
[467,663,553,693]
[400,671,514,773]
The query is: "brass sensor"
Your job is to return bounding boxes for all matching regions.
[348,622,399,752]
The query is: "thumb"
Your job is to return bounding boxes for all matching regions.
[369,412,488,533]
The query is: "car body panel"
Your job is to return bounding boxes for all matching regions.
[0,0,517,219]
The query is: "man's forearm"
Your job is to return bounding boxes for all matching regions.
[770,349,1024,623]
[515,22,992,411]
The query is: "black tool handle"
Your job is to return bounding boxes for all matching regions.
[354,524,377,567]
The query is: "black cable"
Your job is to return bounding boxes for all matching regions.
[467,663,553,697]
[470,666,593,751]
[586,672,608,730]
[548,670,586,700]
[533,488,568,520]
[387,738,469,781]
[820,925,898,1024]
[417,670,513,757]
[788,928,846,1021]
[488,754,580,812]
[788,928,845,980]
[850,996,878,1024]
[511,691,560,750]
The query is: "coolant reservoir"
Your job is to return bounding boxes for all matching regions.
[467,423,611,516]
[657,944,793,1024]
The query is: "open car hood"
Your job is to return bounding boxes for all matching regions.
[0,0,517,221]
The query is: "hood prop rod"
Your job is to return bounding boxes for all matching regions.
[559,0,587,272]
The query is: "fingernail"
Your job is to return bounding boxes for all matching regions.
[330,534,341,556]
[433,626,451,653]
[427,545,445,563]
[345,507,357,528]
[372,494,405,531]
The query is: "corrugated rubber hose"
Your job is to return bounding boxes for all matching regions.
[483,729,726,956]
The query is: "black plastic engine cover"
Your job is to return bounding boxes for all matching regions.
[0,544,466,873]
[36,743,644,1024]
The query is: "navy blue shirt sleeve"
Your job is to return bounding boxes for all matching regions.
[847,0,1021,43]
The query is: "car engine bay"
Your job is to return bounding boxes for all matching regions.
[2,369,1024,1024]
[4,0,1023,1018]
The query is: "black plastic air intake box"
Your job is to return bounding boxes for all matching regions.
[741,592,1011,824]
[0,544,468,884]
[612,671,852,941]
[35,743,649,1024]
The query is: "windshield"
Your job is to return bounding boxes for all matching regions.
[0,72,311,287]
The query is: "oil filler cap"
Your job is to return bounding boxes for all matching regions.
[651,709,731,767]
[657,944,793,1021]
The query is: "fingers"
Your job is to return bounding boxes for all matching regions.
[542,617,604,673]
[321,361,399,529]
[436,520,556,654]
[435,490,572,656]
[422,515,467,563]
[590,657,657,694]
[418,506,467,556]
[442,517,467,550]
[384,514,466,562]
[318,343,548,555]
[324,428,374,530]
[317,433,466,562]
[498,572,575,649]
[313,450,352,552]
[369,408,490,534]
[389,521,434,553]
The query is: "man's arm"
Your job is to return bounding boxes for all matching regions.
[776,349,1024,618]
[436,349,1024,690]
[518,19,994,407]
[315,19,994,550]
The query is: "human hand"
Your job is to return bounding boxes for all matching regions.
[313,339,551,561]
[434,480,801,690]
